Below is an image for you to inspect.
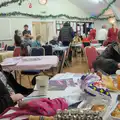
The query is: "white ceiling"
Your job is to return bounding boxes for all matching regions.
[69,0,120,16]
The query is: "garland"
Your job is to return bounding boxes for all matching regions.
[0,11,116,20]
[0,0,26,7]
[90,0,116,19]
[0,0,117,20]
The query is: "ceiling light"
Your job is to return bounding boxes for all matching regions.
[90,0,104,4]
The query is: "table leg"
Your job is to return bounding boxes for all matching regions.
[14,70,17,80]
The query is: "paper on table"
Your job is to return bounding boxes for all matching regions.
[22,57,41,62]
[50,72,82,83]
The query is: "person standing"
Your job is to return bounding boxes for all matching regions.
[89,28,96,40]
[107,24,118,44]
[97,25,108,45]
[22,24,33,39]
[58,22,74,46]
[58,22,74,63]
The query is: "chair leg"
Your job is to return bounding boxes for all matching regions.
[28,76,31,88]
[20,74,22,85]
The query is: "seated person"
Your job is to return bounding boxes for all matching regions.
[32,35,41,48]
[14,30,22,46]
[1,70,33,96]
[82,34,90,43]
[0,80,24,113]
[23,34,32,47]
[73,32,81,43]
[93,31,120,74]
[49,36,58,45]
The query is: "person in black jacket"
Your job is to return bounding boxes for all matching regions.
[93,31,120,74]
[0,80,24,114]
[14,30,22,46]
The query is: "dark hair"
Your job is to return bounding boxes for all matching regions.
[14,35,22,46]
[64,22,70,27]
[24,24,28,27]
[80,35,83,40]
[15,30,18,35]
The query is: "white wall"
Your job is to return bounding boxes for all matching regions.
[0,0,89,45]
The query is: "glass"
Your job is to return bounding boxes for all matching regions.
[116,70,120,90]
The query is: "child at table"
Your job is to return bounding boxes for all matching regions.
[73,32,81,43]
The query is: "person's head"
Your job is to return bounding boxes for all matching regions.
[53,36,58,41]
[14,30,21,36]
[118,31,120,43]
[24,24,29,30]
[36,34,41,41]
[63,22,70,27]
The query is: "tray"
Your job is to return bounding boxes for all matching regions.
[77,99,107,117]
[110,102,120,120]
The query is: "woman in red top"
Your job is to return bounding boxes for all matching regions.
[108,24,118,44]
[89,28,96,40]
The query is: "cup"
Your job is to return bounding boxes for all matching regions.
[35,76,49,96]
[116,70,120,90]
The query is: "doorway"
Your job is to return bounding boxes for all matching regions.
[32,22,54,44]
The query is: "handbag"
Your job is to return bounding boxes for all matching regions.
[0,98,68,120]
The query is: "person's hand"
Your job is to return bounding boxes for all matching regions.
[10,94,24,103]
[18,101,27,108]
[10,92,15,96]
[118,63,120,68]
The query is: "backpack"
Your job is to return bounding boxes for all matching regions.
[0,98,68,120]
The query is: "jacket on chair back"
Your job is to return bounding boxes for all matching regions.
[93,42,120,74]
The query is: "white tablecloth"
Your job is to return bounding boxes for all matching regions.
[96,47,107,54]
[91,43,101,47]
[1,56,59,71]
[52,46,68,52]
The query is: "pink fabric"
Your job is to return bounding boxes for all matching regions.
[0,98,68,120]
[2,56,59,71]
[85,47,98,69]
[13,47,21,57]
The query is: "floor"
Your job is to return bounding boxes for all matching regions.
[18,57,88,88]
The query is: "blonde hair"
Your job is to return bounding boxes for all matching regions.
[36,35,41,41]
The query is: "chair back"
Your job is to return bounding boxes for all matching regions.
[83,42,90,47]
[7,46,15,51]
[4,44,7,51]
[31,47,45,56]
[42,45,53,56]
[91,40,98,44]
[84,46,98,69]
[58,51,66,73]
[13,47,21,57]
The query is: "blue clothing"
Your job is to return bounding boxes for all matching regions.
[32,40,41,47]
